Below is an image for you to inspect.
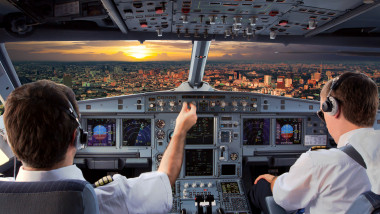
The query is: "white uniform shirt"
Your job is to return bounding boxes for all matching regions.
[12,165,172,214]
[273,128,371,214]
[348,128,380,194]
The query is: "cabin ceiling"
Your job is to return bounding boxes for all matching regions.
[0,0,380,47]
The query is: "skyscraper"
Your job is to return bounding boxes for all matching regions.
[264,75,272,86]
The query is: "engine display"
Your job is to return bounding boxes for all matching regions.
[122,119,151,146]
[186,117,214,145]
[275,118,302,145]
[87,119,116,146]
[243,118,270,145]
[185,149,213,176]
[221,182,240,194]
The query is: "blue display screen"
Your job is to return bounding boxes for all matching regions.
[87,118,116,146]
[122,119,151,146]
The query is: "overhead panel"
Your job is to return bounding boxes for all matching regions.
[112,0,368,39]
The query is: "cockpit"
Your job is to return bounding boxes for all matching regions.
[0,0,380,213]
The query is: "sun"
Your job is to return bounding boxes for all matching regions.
[125,45,150,59]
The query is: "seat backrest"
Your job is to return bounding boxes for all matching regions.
[0,179,99,214]
[265,196,287,214]
[346,191,380,214]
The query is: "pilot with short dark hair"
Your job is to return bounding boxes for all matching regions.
[2,80,198,213]
[248,72,379,214]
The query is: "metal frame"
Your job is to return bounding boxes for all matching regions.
[0,43,20,104]
[305,1,380,38]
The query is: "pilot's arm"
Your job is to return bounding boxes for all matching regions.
[254,152,316,211]
[158,102,197,186]
[271,152,316,210]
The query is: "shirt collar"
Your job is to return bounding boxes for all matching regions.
[337,128,374,148]
[16,165,86,182]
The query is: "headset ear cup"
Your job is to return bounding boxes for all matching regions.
[327,97,339,116]
[75,128,81,150]
[80,128,88,145]
[322,98,332,112]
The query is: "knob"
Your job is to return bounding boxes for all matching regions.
[211,101,216,107]
[207,182,213,188]
[183,189,188,197]
[169,101,175,107]
[191,101,196,105]
[220,101,227,108]
[158,100,164,107]
[184,183,189,188]
[241,101,248,107]
[149,103,155,108]
[232,101,238,107]
[200,183,205,188]
[192,182,197,188]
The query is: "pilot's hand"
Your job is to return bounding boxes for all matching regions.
[173,102,197,136]
[254,174,276,184]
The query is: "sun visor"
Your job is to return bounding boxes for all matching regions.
[0,115,13,165]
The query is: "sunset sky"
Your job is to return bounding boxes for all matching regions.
[5,40,380,62]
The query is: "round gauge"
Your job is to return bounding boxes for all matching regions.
[156,119,165,129]
[156,130,165,140]
[230,153,238,161]
[156,153,163,162]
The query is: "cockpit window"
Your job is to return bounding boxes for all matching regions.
[2,40,380,108]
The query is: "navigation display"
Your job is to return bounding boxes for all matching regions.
[87,119,116,146]
[122,119,151,146]
[243,118,270,145]
[185,149,213,176]
[275,118,302,145]
[186,117,213,145]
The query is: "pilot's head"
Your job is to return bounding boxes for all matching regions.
[320,72,378,133]
[4,80,79,169]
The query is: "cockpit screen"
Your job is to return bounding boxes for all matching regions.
[87,119,116,146]
[122,119,151,146]
[221,182,240,194]
[275,118,302,145]
[243,119,270,145]
[185,149,213,176]
[186,117,213,145]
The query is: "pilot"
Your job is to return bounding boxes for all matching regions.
[248,72,379,214]
[2,80,197,213]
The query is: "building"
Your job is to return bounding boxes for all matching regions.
[264,75,272,86]
[277,76,285,89]
[285,78,292,88]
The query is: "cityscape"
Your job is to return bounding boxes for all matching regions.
[1,60,380,115]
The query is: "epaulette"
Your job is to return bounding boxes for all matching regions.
[310,146,329,151]
[93,175,114,188]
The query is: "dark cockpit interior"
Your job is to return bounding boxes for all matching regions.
[0,0,380,213]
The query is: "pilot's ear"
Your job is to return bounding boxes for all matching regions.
[70,129,77,146]
[334,106,341,118]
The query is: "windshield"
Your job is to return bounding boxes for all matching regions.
[1,40,380,115]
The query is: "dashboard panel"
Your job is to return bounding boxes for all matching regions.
[75,91,350,213]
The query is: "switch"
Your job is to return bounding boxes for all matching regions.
[209,15,216,24]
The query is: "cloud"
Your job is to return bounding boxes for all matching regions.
[5,40,380,62]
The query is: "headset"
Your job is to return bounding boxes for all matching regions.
[62,100,88,150]
[322,72,363,116]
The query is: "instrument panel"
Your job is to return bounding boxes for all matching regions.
[76,91,336,213]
